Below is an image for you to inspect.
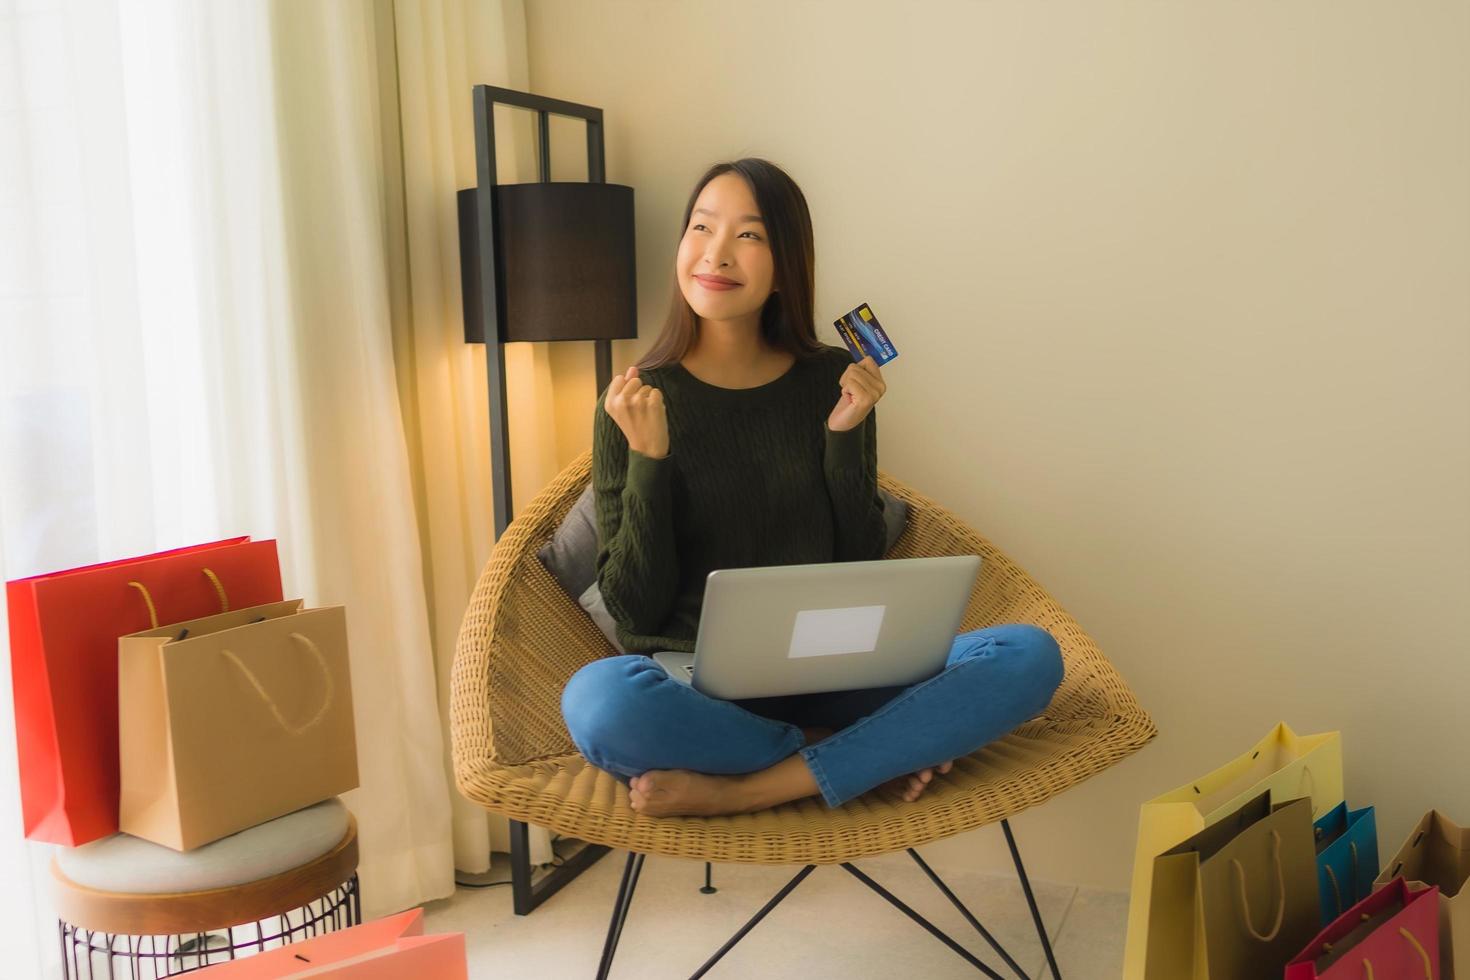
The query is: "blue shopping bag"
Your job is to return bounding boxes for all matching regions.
[1314,801,1380,925]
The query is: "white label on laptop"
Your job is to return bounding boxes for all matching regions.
[787,605,886,659]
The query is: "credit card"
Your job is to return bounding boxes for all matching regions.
[833,302,898,365]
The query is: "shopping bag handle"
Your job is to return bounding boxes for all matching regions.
[126,567,231,629]
[1299,764,1315,806]
[1231,828,1286,942]
[200,567,230,612]
[1353,923,1433,979]
[1323,841,1361,917]
[220,632,335,736]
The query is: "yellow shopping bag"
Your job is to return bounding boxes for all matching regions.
[1122,722,1343,980]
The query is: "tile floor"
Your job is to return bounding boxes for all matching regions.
[422,841,1128,978]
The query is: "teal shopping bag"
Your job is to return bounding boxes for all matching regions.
[1314,801,1380,925]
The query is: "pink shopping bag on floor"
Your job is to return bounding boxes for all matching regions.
[192,909,467,978]
[1285,877,1440,979]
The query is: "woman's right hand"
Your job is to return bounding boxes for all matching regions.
[605,366,669,459]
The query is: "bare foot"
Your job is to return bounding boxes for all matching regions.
[625,730,831,816]
[628,770,752,817]
[801,726,953,803]
[883,759,955,803]
[628,752,823,817]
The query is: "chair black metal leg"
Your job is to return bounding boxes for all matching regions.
[592,822,1063,979]
[509,819,611,916]
[597,853,637,977]
[1002,819,1063,979]
[689,864,815,979]
[609,852,645,958]
[597,851,645,980]
[700,861,716,894]
[906,848,1029,979]
[842,863,1010,979]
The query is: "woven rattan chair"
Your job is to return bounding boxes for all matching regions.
[452,450,1156,979]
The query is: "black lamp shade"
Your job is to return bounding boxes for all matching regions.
[458,181,637,344]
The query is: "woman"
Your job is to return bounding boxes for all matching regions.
[561,158,1064,818]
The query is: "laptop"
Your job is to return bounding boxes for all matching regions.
[650,554,982,700]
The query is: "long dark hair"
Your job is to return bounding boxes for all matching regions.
[635,158,827,371]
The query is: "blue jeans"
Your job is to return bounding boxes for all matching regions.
[560,624,1065,808]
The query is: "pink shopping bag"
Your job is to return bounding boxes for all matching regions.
[1285,877,1440,979]
[192,909,467,979]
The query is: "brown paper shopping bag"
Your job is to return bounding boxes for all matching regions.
[1149,792,1321,980]
[119,600,359,850]
[1124,722,1342,978]
[1375,810,1469,979]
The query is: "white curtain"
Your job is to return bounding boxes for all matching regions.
[379,0,559,874]
[0,0,567,969]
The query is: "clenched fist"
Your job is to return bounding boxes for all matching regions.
[605,366,670,459]
[827,354,886,432]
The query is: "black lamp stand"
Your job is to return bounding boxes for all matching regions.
[459,84,638,915]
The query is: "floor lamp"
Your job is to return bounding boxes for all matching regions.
[457,84,637,915]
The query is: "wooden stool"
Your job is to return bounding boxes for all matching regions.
[51,799,360,978]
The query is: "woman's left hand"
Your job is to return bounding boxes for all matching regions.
[827,355,887,432]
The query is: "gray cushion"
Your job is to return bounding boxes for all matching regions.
[54,798,350,895]
[579,580,627,654]
[536,484,598,599]
[880,490,910,554]
[539,484,910,648]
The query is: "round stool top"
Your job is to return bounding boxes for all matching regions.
[56,798,350,895]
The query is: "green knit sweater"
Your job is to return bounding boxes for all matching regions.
[592,344,887,654]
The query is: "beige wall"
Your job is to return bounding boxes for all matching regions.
[524,0,1469,891]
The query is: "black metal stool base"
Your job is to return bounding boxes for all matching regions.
[59,874,362,978]
[595,819,1063,980]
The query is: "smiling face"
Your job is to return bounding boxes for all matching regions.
[675,172,776,325]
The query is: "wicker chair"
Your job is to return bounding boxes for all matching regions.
[451,450,1157,979]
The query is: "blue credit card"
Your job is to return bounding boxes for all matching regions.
[834,302,898,365]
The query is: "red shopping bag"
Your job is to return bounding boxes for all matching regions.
[6,537,282,844]
[192,909,467,978]
[1285,877,1440,979]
